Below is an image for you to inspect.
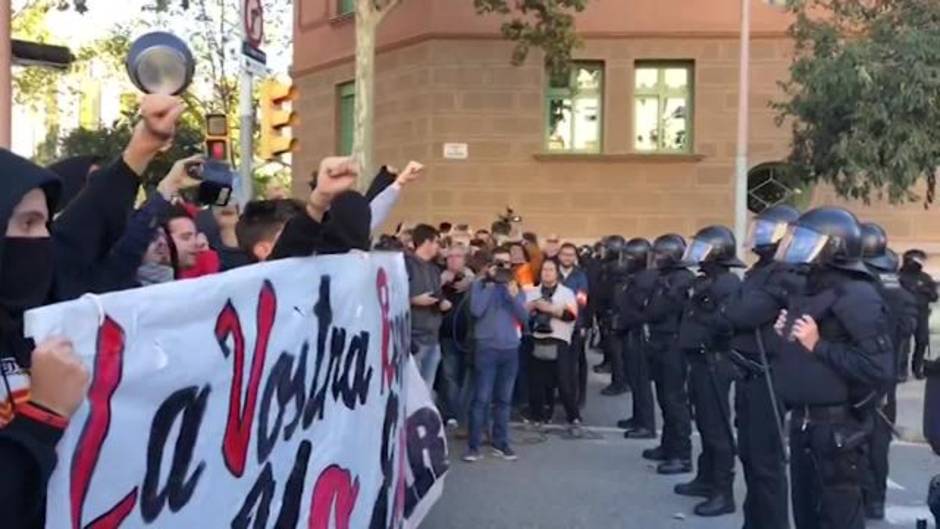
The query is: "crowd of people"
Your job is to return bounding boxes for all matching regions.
[388,201,940,529]
[0,93,939,529]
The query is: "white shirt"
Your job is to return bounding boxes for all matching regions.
[525,283,578,344]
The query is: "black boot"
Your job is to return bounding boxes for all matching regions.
[642,446,667,461]
[674,478,714,498]
[657,459,692,475]
[624,427,656,439]
[864,501,885,520]
[693,492,735,517]
[617,418,636,430]
[928,475,940,527]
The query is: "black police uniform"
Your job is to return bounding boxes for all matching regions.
[778,269,894,529]
[616,267,659,435]
[899,254,938,378]
[858,226,919,519]
[722,257,800,529]
[676,262,741,514]
[645,263,695,467]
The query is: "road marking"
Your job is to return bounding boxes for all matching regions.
[885,505,933,525]
[886,478,906,491]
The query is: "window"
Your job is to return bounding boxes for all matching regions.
[338,0,354,16]
[337,82,355,156]
[634,62,693,153]
[747,162,813,213]
[545,62,603,153]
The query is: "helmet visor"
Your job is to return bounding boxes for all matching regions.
[682,239,714,265]
[774,225,829,265]
[747,219,789,249]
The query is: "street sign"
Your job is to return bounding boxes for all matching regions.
[241,41,267,76]
[443,143,469,160]
[242,0,264,49]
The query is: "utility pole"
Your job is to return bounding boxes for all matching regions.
[0,0,12,149]
[238,0,254,205]
[734,0,752,258]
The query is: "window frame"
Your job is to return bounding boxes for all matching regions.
[337,81,355,156]
[632,61,695,154]
[338,0,355,16]
[543,61,605,154]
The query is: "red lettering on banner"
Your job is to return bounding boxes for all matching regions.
[70,317,138,529]
[215,280,277,477]
[377,269,394,394]
[308,465,360,529]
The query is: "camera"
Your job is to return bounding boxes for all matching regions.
[531,292,554,334]
[487,261,514,284]
[182,159,234,207]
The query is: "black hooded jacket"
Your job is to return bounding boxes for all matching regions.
[271,191,372,260]
[0,149,66,529]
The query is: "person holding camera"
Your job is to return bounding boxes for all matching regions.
[525,259,581,435]
[464,246,530,462]
[439,245,475,429]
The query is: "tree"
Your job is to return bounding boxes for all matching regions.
[775,0,940,206]
[351,0,589,189]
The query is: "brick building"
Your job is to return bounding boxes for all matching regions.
[292,0,940,250]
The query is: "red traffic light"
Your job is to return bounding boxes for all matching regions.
[207,139,228,161]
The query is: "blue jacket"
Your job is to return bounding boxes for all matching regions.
[469,280,529,351]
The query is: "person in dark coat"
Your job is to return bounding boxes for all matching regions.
[721,204,802,529]
[46,154,102,214]
[899,248,938,379]
[773,207,894,529]
[674,226,743,517]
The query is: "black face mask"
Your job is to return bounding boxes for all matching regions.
[0,237,54,316]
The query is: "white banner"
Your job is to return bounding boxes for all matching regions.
[25,253,448,529]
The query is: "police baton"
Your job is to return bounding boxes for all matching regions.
[755,329,789,463]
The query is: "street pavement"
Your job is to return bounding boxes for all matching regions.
[422,350,940,529]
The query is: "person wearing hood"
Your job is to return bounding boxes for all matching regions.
[46,155,102,214]
[720,205,802,529]
[772,207,894,529]
[673,225,743,517]
[51,95,185,301]
[0,151,91,529]
[899,248,937,380]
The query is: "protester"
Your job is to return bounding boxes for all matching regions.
[163,205,204,278]
[464,246,529,462]
[138,230,174,286]
[46,155,102,214]
[542,234,561,260]
[439,244,475,429]
[557,243,590,407]
[407,224,451,388]
[509,241,535,287]
[236,199,304,263]
[197,204,251,271]
[525,258,581,435]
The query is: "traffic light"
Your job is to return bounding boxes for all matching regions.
[205,113,230,162]
[259,78,298,161]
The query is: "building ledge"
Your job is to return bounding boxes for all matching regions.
[533,153,706,163]
[330,12,354,26]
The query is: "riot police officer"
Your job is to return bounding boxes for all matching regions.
[612,238,658,438]
[721,204,801,529]
[641,234,695,474]
[598,235,631,396]
[859,223,918,520]
[674,226,743,517]
[773,207,895,529]
[899,248,938,380]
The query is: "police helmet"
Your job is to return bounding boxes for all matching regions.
[775,206,869,275]
[651,234,687,269]
[683,225,745,268]
[748,204,800,252]
[623,238,652,273]
[603,235,626,262]
[860,222,894,272]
